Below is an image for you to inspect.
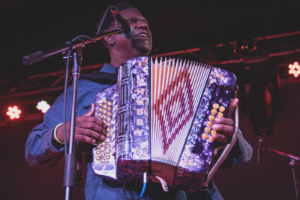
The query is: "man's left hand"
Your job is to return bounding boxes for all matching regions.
[211,98,239,153]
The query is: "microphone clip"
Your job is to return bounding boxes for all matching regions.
[110,6,135,39]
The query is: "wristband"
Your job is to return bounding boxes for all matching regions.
[54,123,64,144]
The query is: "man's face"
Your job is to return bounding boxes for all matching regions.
[110,9,152,58]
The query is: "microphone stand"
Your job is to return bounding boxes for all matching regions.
[22,26,123,200]
[262,147,300,200]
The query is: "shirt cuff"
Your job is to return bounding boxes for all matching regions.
[41,128,64,155]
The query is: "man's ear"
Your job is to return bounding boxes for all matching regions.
[102,30,115,46]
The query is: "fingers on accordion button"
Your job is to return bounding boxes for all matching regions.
[103,120,107,124]
[213,103,219,109]
[211,109,217,115]
[209,136,214,142]
[207,121,213,127]
[209,115,215,121]
[96,145,101,149]
[96,150,101,155]
[202,133,208,140]
[101,147,106,152]
[96,156,101,161]
[217,112,223,118]
[101,142,106,146]
[211,130,217,135]
[204,127,211,133]
[219,106,225,112]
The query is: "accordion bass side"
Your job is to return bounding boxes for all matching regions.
[92,56,238,192]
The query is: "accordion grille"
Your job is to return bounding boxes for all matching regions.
[150,57,211,165]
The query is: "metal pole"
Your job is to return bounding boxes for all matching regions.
[64,51,80,200]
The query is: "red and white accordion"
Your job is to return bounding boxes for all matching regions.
[92,57,239,192]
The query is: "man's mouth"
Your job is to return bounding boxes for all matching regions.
[135,32,148,39]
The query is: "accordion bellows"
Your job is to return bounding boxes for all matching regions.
[92,56,236,192]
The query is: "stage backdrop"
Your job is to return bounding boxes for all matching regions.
[1,82,299,200]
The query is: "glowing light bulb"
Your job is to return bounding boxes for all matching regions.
[289,62,300,77]
[37,100,51,113]
[7,106,21,119]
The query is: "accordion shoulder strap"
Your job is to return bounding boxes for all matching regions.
[80,71,118,84]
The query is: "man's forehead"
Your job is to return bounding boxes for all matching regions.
[120,9,146,20]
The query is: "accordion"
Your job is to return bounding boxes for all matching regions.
[92,56,238,192]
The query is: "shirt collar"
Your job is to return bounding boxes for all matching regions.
[100,63,119,73]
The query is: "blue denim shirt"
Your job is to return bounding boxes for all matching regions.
[25,63,253,200]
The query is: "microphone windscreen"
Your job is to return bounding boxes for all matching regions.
[22,51,44,66]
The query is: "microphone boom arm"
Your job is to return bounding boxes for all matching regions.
[22,29,121,66]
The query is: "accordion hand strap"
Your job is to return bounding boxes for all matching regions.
[201,105,239,187]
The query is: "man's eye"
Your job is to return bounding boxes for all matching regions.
[127,19,136,24]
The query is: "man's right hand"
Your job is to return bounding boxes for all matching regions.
[53,103,107,145]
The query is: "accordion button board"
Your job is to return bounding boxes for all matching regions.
[92,84,118,179]
[92,56,237,192]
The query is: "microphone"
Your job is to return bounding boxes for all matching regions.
[258,138,263,163]
[111,7,135,39]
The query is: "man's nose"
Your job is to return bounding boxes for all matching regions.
[136,21,149,29]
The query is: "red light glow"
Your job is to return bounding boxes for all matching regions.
[289,62,300,77]
[7,106,21,119]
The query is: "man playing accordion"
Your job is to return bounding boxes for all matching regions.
[25,2,253,200]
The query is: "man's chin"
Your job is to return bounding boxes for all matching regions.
[133,39,152,55]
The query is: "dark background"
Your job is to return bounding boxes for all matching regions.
[1,0,300,199]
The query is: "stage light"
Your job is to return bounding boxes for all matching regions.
[238,60,281,136]
[241,46,244,49]
[36,100,51,113]
[7,106,21,119]
[288,62,300,77]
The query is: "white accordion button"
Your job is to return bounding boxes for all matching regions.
[219,106,225,112]
[213,103,219,109]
